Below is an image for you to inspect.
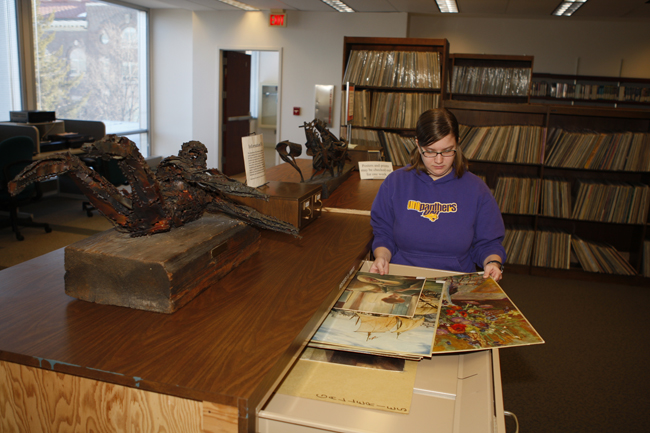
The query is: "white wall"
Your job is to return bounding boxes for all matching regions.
[191,12,218,158]
[150,9,194,159]
[408,15,650,78]
[151,10,408,168]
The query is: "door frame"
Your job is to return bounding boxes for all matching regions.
[217,47,283,172]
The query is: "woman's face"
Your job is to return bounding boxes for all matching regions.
[417,133,457,180]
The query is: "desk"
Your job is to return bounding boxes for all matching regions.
[0,212,373,432]
[0,119,105,155]
[0,170,505,433]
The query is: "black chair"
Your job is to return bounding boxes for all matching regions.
[0,136,52,241]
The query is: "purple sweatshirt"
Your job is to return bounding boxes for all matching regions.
[371,166,506,273]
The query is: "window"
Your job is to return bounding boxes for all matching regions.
[0,0,21,121]
[69,47,86,76]
[121,26,135,46]
[31,0,149,155]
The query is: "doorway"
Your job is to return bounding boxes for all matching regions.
[220,49,281,176]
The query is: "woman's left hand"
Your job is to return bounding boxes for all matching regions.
[483,262,502,282]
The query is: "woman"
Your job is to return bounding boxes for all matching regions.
[369,108,506,281]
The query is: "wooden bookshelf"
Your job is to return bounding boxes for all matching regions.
[341,37,449,166]
[531,73,650,109]
[443,100,650,285]
[448,54,534,104]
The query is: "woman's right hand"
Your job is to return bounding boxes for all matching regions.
[369,257,390,275]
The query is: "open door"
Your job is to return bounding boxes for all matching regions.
[221,51,251,176]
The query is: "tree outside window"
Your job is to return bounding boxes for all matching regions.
[32,0,148,154]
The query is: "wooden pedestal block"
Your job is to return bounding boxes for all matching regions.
[304,162,355,198]
[347,144,383,165]
[64,213,260,313]
[231,181,322,231]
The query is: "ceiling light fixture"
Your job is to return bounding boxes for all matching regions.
[321,1,355,13]
[552,0,588,16]
[216,0,259,11]
[435,1,459,13]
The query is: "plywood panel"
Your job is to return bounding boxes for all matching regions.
[202,401,238,433]
[0,360,202,433]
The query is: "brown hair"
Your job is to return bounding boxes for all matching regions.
[406,108,468,178]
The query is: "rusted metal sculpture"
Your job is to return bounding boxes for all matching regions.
[275,140,305,182]
[9,135,299,237]
[302,118,349,179]
[276,118,349,182]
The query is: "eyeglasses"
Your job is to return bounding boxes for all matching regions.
[420,148,457,158]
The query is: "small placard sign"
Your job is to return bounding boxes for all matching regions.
[241,134,267,188]
[358,161,393,180]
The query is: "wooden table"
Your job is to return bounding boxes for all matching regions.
[0,212,374,433]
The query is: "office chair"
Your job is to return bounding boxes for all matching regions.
[0,136,52,241]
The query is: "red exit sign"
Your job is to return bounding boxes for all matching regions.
[269,13,286,27]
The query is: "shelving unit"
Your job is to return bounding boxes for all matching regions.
[443,100,650,285]
[448,54,534,104]
[341,37,449,165]
[531,73,650,109]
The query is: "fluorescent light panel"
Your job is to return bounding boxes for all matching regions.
[321,1,355,13]
[552,0,587,16]
[217,0,259,11]
[436,1,459,13]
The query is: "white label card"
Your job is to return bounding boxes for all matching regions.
[358,161,393,180]
[241,134,267,188]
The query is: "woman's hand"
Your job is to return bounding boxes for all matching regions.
[483,262,503,282]
[370,247,392,275]
[483,255,503,282]
[369,257,390,275]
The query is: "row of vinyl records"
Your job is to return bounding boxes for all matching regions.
[345,128,415,166]
[349,125,544,166]
[531,81,650,103]
[504,226,641,276]
[546,129,650,172]
[348,90,440,129]
[343,50,442,89]
[493,177,650,224]
[457,125,650,172]
[349,125,650,186]
[458,124,544,164]
[450,66,530,97]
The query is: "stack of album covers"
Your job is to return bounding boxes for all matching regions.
[309,271,544,360]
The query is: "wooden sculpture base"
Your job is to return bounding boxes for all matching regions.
[64,213,260,313]
[303,162,355,198]
[230,181,322,231]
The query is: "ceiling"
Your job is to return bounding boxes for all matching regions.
[125,0,650,20]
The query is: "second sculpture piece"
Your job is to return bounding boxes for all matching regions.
[276,118,350,184]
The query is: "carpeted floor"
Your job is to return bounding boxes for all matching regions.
[498,274,650,433]
[1,195,649,432]
[0,195,113,269]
